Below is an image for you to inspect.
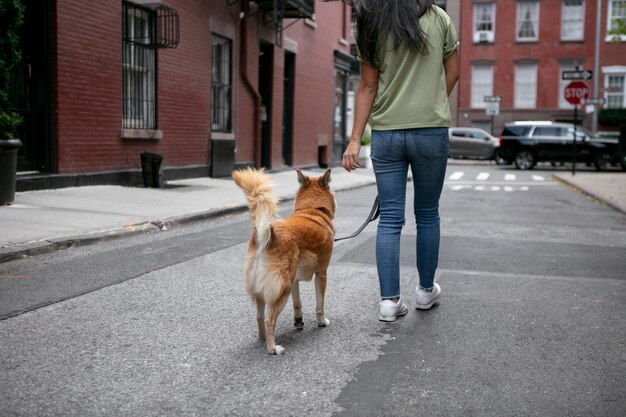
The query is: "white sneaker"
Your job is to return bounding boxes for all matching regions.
[378,298,409,322]
[415,282,441,310]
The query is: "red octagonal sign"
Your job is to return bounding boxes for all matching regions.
[564,81,590,105]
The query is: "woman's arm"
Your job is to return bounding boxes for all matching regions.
[342,61,378,172]
[444,49,460,97]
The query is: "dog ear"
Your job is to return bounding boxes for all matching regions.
[297,169,309,186]
[320,168,331,188]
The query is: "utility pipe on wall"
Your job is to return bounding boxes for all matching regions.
[592,0,602,133]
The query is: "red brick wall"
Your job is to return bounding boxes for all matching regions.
[287,1,351,167]
[234,0,351,169]
[457,0,626,131]
[270,44,285,168]
[459,0,597,111]
[54,0,349,175]
[55,0,123,173]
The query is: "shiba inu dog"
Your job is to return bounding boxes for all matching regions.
[232,168,336,355]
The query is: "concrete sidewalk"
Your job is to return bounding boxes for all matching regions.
[552,172,626,214]
[0,166,624,263]
[0,168,377,263]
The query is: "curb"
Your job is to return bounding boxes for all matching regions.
[0,204,249,264]
[551,174,625,214]
[0,179,378,264]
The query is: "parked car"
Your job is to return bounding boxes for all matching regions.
[497,121,622,171]
[448,127,503,162]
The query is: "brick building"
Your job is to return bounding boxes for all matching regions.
[12,0,352,190]
[456,0,625,136]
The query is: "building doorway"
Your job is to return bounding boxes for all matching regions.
[282,52,295,167]
[11,0,54,174]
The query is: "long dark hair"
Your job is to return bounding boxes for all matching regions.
[354,0,436,67]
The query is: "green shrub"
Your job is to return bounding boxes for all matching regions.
[598,108,626,126]
[0,0,25,139]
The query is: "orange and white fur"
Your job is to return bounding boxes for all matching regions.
[232,168,336,355]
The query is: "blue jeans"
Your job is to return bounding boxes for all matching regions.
[370,127,448,299]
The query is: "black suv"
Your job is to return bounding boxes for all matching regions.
[497,121,622,170]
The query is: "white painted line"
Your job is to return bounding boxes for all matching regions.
[476,172,490,181]
[475,186,485,191]
[504,186,514,192]
[532,175,545,181]
[449,172,464,180]
[505,174,516,181]
[449,185,470,191]
[521,186,529,191]
[491,186,500,191]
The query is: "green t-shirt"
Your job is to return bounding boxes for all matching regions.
[360,6,459,130]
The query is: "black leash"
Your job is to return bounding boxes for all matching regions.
[334,196,380,242]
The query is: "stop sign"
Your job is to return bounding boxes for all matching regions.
[564,81,590,105]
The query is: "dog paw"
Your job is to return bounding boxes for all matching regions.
[269,345,285,355]
[317,318,330,327]
[294,317,304,330]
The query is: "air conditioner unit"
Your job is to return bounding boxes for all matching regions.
[474,31,494,43]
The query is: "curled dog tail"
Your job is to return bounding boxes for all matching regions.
[232,168,278,250]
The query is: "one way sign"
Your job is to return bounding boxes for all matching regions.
[562,70,593,81]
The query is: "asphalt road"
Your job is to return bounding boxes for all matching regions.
[1,162,624,416]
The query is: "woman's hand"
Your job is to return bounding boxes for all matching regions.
[344,61,377,172]
[342,138,362,172]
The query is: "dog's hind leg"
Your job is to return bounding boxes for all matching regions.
[254,296,266,340]
[315,271,331,327]
[265,292,290,355]
[291,281,304,330]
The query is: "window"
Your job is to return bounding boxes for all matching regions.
[517,1,539,41]
[469,130,488,140]
[211,34,232,132]
[473,3,495,43]
[533,127,564,137]
[607,0,626,40]
[471,64,494,108]
[564,126,587,140]
[605,74,625,108]
[562,0,585,41]
[515,63,537,108]
[122,2,156,130]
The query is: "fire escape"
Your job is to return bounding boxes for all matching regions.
[227,0,315,47]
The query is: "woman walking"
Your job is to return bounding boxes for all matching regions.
[342,0,460,321]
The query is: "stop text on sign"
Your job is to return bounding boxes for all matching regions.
[564,81,590,105]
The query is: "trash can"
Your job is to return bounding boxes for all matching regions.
[0,139,23,205]
[140,152,163,188]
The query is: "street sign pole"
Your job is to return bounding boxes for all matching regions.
[573,105,577,176]
[484,96,502,134]
[563,80,591,176]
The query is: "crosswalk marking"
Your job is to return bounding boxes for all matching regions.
[449,172,464,180]
[444,171,556,193]
[450,185,471,191]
